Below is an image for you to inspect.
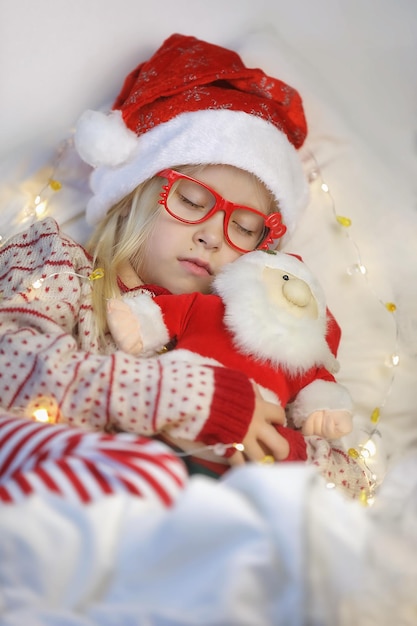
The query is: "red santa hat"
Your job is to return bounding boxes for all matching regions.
[74,33,309,237]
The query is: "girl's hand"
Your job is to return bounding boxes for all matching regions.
[229,384,290,466]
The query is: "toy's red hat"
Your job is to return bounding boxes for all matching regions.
[75,33,309,236]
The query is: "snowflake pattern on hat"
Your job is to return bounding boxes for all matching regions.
[115,34,306,146]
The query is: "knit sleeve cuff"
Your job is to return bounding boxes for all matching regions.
[197,366,255,455]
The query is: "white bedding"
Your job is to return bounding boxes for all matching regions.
[1,1,416,623]
[1,455,417,624]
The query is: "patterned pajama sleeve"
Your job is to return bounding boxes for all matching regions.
[0,218,255,448]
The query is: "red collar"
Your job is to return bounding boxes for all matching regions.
[117,278,172,297]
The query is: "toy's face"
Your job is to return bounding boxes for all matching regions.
[262,267,319,319]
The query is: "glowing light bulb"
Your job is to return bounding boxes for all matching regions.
[362,439,377,457]
[326,482,336,489]
[347,263,367,276]
[385,302,397,313]
[34,195,42,205]
[212,443,227,456]
[35,201,47,218]
[33,408,50,422]
[321,182,329,193]
[32,278,45,289]
[386,353,400,367]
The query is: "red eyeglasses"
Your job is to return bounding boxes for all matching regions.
[157,169,286,253]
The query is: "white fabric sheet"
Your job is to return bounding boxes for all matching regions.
[1,457,417,624]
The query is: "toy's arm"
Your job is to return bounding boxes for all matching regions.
[107,294,170,357]
[301,409,353,439]
[289,379,353,439]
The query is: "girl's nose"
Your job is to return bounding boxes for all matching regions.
[192,212,224,249]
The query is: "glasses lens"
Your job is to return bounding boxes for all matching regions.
[227,209,267,251]
[166,178,216,222]
[164,173,268,252]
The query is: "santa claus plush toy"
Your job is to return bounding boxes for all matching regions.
[107,250,353,466]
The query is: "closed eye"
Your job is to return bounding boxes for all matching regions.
[232,220,255,237]
[178,193,204,209]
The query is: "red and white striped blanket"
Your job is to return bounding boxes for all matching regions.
[0,414,187,507]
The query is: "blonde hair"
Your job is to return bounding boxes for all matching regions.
[87,164,277,338]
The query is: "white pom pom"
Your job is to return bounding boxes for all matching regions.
[74,109,138,167]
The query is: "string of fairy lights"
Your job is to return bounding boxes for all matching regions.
[307,153,400,504]
[0,138,400,504]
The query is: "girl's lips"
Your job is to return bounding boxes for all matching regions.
[178,258,212,277]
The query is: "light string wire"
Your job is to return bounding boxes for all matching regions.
[307,151,400,504]
[0,137,72,249]
[21,139,70,222]
[1,141,400,502]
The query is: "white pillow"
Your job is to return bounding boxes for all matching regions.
[239,31,417,471]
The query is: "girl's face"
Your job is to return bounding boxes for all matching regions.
[136,165,273,294]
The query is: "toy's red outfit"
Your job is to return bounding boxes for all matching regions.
[148,290,342,474]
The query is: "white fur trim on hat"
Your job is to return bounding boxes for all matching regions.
[75,110,138,168]
[75,108,308,237]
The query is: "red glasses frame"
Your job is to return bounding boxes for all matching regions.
[156,168,287,252]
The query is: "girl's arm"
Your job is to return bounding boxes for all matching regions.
[0,219,256,453]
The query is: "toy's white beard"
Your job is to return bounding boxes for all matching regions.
[215,263,338,375]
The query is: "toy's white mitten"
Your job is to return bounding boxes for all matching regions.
[107,294,170,357]
[107,298,144,356]
[302,410,353,439]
